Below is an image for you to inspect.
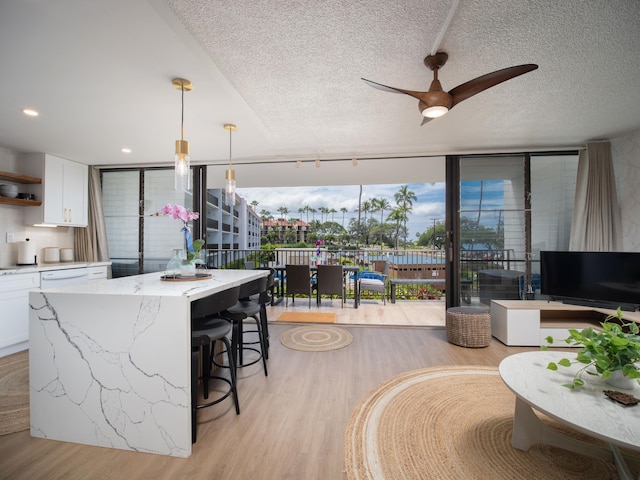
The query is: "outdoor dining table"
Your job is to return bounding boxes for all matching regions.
[273,265,361,308]
[28,269,269,458]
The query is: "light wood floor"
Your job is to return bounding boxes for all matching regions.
[270,297,451,326]
[1,314,540,480]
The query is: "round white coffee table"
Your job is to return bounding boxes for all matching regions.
[499,351,640,480]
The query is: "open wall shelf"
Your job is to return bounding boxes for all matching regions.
[0,170,42,206]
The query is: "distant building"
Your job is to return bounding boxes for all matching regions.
[205,189,261,250]
[262,218,310,243]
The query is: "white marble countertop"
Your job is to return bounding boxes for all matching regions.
[499,351,640,451]
[37,269,268,299]
[28,267,269,456]
[0,261,111,276]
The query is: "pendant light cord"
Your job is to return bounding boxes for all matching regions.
[180,84,185,141]
[229,127,233,167]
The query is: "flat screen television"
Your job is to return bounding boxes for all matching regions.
[540,251,640,311]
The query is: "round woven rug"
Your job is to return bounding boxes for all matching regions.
[0,350,30,436]
[345,366,627,480]
[280,326,353,352]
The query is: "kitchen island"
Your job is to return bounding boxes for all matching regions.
[28,269,268,458]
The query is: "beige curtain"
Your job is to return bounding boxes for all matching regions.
[569,142,622,251]
[74,167,111,269]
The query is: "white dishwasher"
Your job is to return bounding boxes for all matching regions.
[40,268,90,288]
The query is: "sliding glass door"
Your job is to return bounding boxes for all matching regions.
[451,153,578,307]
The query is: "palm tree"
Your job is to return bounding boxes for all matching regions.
[387,208,404,249]
[277,206,289,220]
[340,207,348,229]
[372,197,390,247]
[309,207,317,222]
[329,208,337,223]
[356,185,362,248]
[394,185,417,249]
[250,200,259,211]
[319,206,329,224]
[259,209,272,221]
[362,200,372,246]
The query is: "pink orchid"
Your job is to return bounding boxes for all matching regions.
[157,204,199,224]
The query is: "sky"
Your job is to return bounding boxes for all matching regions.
[236,182,447,240]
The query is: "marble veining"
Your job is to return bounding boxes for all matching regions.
[30,291,191,456]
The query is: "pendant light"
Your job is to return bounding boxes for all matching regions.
[224,123,237,206]
[172,78,192,190]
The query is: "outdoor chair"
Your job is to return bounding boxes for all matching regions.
[358,260,389,305]
[314,264,345,307]
[285,264,313,308]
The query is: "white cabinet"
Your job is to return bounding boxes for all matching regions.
[87,265,108,282]
[489,300,639,346]
[23,153,88,227]
[0,272,40,357]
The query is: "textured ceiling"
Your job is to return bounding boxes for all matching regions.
[0,0,639,182]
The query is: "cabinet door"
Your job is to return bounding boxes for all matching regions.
[63,159,88,226]
[0,273,40,356]
[23,153,88,227]
[42,154,65,224]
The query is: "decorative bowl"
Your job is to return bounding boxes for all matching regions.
[0,184,18,198]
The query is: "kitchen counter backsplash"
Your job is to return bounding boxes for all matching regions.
[0,261,111,276]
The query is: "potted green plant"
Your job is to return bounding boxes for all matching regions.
[543,307,640,389]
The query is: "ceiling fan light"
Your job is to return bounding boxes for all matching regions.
[422,105,449,118]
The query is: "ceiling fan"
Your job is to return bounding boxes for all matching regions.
[362,52,538,124]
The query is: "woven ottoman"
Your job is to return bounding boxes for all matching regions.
[446,306,491,347]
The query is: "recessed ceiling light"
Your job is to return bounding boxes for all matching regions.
[22,109,39,117]
[121,148,132,154]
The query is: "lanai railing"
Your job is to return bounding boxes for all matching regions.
[200,247,526,301]
[110,247,527,302]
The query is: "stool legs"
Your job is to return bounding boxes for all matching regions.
[231,315,268,376]
[192,336,240,444]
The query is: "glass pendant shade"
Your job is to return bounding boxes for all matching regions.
[174,139,190,190]
[223,123,237,206]
[225,167,236,206]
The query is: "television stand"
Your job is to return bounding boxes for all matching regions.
[560,297,639,312]
[490,300,640,346]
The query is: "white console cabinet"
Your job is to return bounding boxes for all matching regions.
[87,265,108,282]
[0,272,40,356]
[23,153,88,227]
[490,300,640,347]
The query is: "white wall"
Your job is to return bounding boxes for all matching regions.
[0,147,74,268]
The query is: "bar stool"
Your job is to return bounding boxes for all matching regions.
[250,268,277,357]
[191,285,241,443]
[221,276,270,377]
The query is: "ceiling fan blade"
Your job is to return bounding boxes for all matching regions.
[448,64,538,107]
[361,78,427,102]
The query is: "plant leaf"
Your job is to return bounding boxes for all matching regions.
[547,362,558,371]
[558,358,572,367]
